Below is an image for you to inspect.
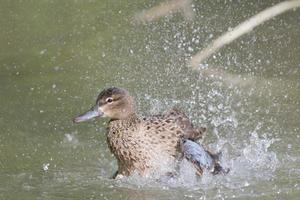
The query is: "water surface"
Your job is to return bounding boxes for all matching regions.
[1,0,299,199]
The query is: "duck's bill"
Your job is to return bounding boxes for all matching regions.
[73,106,103,123]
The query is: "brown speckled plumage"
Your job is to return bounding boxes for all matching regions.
[73,87,227,178]
[107,109,205,177]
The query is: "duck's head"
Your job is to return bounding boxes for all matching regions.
[73,87,135,123]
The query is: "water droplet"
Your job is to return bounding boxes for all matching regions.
[40,49,47,55]
[42,163,50,172]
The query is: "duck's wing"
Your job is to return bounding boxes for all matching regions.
[180,139,229,175]
[165,108,206,140]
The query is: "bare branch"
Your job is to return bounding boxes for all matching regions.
[189,0,300,68]
[133,0,194,23]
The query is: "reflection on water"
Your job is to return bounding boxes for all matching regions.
[0,0,299,199]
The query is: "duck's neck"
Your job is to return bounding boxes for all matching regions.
[109,113,139,124]
[110,112,137,120]
[108,114,140,134]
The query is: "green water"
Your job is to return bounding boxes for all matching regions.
[1,0,299,199]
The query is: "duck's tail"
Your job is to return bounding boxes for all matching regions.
[212,162,230,175]
[208,151,230,175]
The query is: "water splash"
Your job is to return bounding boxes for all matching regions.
[242,131,279,172]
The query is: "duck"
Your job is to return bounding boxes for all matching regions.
[73,87,227,178]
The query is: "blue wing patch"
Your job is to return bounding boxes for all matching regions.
[181,139,229,175]
[181,139,215,171]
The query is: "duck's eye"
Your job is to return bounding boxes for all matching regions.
[106,97,113,103]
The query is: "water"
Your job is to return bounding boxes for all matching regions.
[1,0,299,199]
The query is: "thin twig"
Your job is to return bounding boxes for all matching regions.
[133,0,194,23]
[189,0,300,68]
